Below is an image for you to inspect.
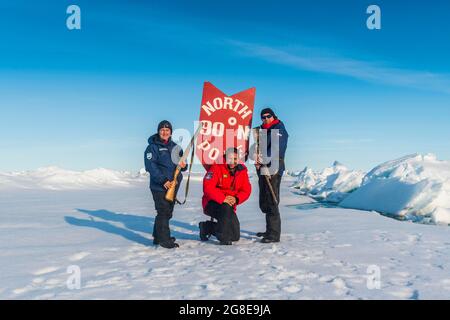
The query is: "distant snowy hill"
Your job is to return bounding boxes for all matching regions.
[293,154,450,225]
[292,161,364,203]
[0,166,212,191]
[341,154,450,225]
[0,166,147,190]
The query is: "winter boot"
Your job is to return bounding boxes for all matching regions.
[256,232,267,238]
[199,221,211,241]
[153,237,176,245]
[261,237,280,244]
[159,240,180,249]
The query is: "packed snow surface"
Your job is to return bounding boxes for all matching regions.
[1,174,450,299]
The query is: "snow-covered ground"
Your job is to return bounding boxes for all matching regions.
[1,170,450,300]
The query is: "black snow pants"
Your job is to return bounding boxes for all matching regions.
[204,201,240,242]
[151,191,176,244]
[257,172,282,241]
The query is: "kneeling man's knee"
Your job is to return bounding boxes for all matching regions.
[220,203,234,212]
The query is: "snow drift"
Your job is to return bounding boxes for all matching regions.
[292,161,364,203]
[340,154,450,225]
[293,154,450,225]
[0,166,147,190]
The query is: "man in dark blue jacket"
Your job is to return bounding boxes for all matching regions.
[144,120,186,249]
[254,108,289,243]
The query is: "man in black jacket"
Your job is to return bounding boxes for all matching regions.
[254,108,289,243]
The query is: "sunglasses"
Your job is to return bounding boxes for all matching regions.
[261,114,273,120]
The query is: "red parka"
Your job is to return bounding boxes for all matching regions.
[202,163,252,214]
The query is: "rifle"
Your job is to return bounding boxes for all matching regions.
[255,127,279,205]
[165,125,202,203]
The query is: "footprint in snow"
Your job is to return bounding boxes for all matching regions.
[282,285,303,293]
[32,277,45,284]
[406,233,422,244]
[32,266,60,276]
[12,285,34,295]
[68,251,91,262]
[388,287,419,300]
[332,277,350,296]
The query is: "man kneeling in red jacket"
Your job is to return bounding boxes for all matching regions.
[199,148,252,245]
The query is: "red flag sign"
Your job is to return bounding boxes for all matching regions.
[196,82,256,170]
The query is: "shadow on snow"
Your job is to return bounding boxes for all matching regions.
[64,208,256,246]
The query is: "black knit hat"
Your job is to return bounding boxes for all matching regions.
[157,120,172,133]
[260,107,277,119]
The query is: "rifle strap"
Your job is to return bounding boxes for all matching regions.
[175,141,196,205]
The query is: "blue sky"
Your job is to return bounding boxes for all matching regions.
[0,0,449,172]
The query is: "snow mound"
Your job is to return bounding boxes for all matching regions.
[292,167,317,192]
[0,166,147,190]
[340,154,450,225]
[292,161,364,203]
